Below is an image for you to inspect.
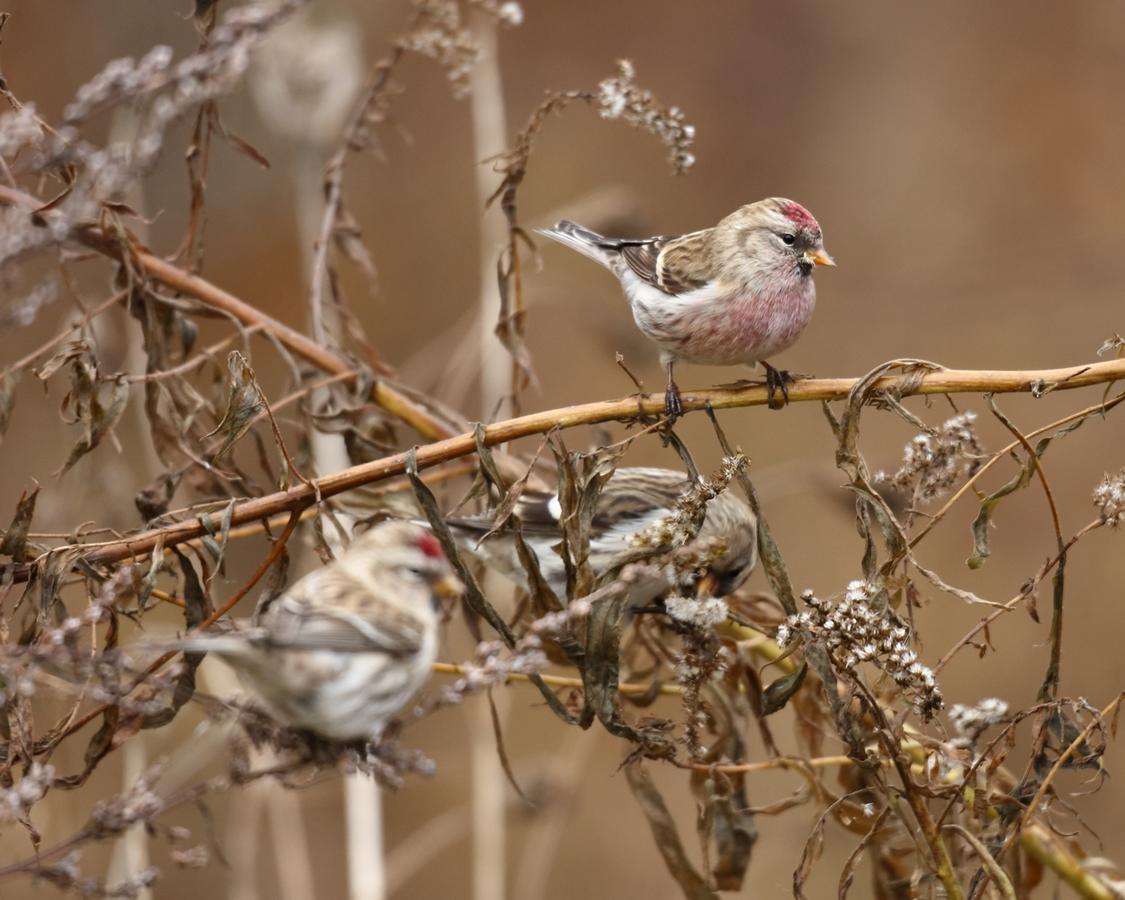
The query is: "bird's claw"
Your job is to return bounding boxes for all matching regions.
[762,364,795,410]
[663,382,684,426]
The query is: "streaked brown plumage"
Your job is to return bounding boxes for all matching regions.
[181,521,461,741]
[447,467,758,600]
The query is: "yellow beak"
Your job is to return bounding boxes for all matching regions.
[806,248,836,267]
[433,573,465,601]
[695,572,721,599]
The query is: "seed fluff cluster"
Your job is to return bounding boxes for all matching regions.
[876,411,983,505]
[949,697,1009,744]
[401,0,524,98]
[776,580,943,720]
[630,454,747,552]
[596,60,696,173]
[665,594,729,629]
[1093,469,1125,526]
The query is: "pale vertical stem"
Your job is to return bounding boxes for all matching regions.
[296,140,383,900]
[104,108,156,900]
[469,685,510,900]
[470,15,512,420]
[297,143,355,496]
[106,740,154,900]
[199,664,316,900]
[345,774,385,900]
[468,19,512,897]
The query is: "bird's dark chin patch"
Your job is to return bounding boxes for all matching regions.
[797,260,813,277]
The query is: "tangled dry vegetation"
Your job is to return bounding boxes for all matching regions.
[1,2,1124,898]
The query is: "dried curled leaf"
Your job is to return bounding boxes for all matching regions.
[761,660,807,715]
[207,351,264,460]
[0,370,19,443]
[968,415,1086,569]
[625,762,718,900]
[404,447,576,725]
[580,565,669,744]
[690,769,757,891]
[0,485,39,564]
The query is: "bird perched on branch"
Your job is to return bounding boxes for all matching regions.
[446,467,757,602]
[179,521,462,742]
[540,198,834,420]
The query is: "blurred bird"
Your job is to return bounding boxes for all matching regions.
[540,198,834,419]
[178,521,461,742]
[447,467,758,601]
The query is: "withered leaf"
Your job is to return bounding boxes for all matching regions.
[580,566,668,744]
[968,410,1087,569]
[404,448,576,725]
[805,642,866,760]
[141,550,213,730]
[35,339,90,381]
[58,374,129,476]
[624,763,718,900]
[691,771,757,891]
[207,351,263,460]
[487,688,532,805]
[0,369,19,443]
[0,484,39,563]
[761,660,807,715]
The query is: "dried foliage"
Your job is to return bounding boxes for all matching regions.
[0,3,1124,899]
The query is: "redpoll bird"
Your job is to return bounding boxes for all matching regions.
[447,467,757,601]
[540,198,835,419]
[180,521,462,742]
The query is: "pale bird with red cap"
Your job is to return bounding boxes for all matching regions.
[540,198,834,419]
[179,521,461,741]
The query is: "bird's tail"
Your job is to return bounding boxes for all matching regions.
[537,220,616,269]
[141,629,259,660]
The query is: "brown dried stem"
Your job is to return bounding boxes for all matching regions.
[7,356,1124,584]
[0,183,450,442]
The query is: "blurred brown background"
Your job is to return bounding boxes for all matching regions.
[2,1,1124,897]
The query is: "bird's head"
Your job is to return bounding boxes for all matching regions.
[719,197,835,286]
[346,521,463,608]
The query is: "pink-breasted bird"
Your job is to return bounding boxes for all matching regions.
[540,198,834,419]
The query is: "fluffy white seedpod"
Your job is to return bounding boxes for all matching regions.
[665,596,729,629]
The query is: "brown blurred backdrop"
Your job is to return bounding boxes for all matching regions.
[2,1,1125,897]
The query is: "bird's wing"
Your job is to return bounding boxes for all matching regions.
[261,571,425,658]
[446,488,564,539]
[592,468,688,523]
[621,230,713,295]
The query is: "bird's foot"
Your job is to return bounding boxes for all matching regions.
[663,381,684,427]
[762,363,796,410]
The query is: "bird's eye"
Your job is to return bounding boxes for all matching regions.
[780,233,796,246]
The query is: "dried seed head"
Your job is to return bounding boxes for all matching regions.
[949,697,1009,741]
[665,595,729,629]
[596,60,696,173]
[780,581,943,720]
[878,411,983,505]
[1093,470,1125,526]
